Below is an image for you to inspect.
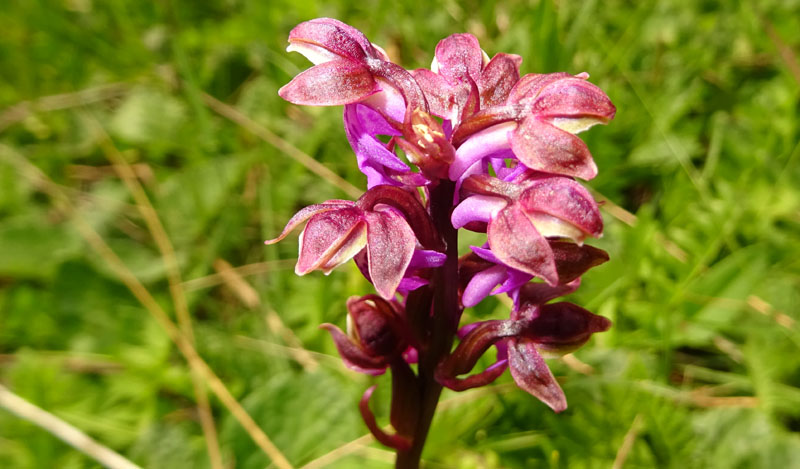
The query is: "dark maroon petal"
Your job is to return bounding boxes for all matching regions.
[434,33,483,84]
[437,359,508,391]
[487,204,558,285]
[438,320,522,377]
[459,80,481,122]
[550,241,609,283]
[506,72,574,105]
[519,177,603,237]
[347,295,404,357]
[265,201,355,245]
[532,77,616,122]
[479,53,522,107]
[359,386,412,451]
[521,302,611,355]
[288,19,370,61]
[278,59,377,106]
[320,323,388,375]
[507,338,567,412]
[510,117,597,179]
[512,280,581,318]
[364,208,416,299]
[296,207,365,274]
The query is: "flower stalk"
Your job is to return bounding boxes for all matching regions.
[268,18,615,468]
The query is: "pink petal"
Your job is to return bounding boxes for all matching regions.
[479,53,522,108]
[412,68,461,120]
[532,77,616,123]
[451,105,520,147]
[506,72,574,105]
[507,338,567,412]
[434,33,483,84]
[487,204,558,285]
[347,295,403,357]
[460,174,524,200]
[296,207,366,274]
[357,185,443,251]
[265,201,355,245]
[438,320,521,376]
[437,359,508,391]
[288,18,370,62]
[520,177,603,238]
[510,117,598,179]
[278,59,377,106]
[511,280,581,317]
[364,208,416,299]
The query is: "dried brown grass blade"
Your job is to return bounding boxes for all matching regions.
[0,384,142,469]
[0,144,294,469]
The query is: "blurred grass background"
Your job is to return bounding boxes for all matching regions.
[1,0,799,467]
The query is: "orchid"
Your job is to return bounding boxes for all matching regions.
[268,18,615,469]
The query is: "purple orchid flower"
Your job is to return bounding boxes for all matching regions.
[460,241,608,308]
[324,295,419,451]
[321,295,408,375]
[281,18,436,188]
[279,18,424,112]
[270,18,618,464]
[436,284,611,412]
[452,172,604,285]
[449,72,616,180]
[265,185,443,300]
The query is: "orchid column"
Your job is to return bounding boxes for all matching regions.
[267,18,616,469]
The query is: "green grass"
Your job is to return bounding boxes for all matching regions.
[1,0,799,467]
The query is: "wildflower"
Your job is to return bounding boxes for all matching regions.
[269,18,617,464]
[452,172,604,285]
[436,284,611,411]
[449,72,616,180]
[265,185,442,299]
